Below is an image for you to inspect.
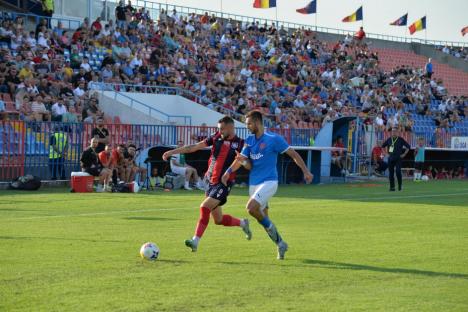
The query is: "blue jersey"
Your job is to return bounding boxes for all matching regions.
[241,132,290,185]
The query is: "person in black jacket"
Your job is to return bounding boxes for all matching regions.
[80,138,111,192]
[382,128,411,191]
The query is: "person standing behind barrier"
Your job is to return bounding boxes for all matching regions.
[382,128,411,191]
[49,126,68,180]
[41,0,54,28]
[425,58,433,79]
[414,137,425,182]
[91,117,109,154]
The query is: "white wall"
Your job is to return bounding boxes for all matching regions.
[101,91,244,127]
[97,92,165,125]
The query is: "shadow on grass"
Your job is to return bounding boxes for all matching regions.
[303,259,468,279]
[123,216,179,221]
[157,259,191,265]
[0,235,122,243]
[219,259,467,279]
[267,180,468,207]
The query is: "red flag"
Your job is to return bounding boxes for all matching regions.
[462,26,468,36]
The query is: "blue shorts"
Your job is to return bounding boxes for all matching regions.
[206,183,232,206]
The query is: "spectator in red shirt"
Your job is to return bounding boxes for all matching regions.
[332,136,349,174]
[91,17,102,37]
[354,27,366,42]
[371,140,387,175]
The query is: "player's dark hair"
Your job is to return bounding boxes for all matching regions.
[218,116,234,125]
[245,110,263,123]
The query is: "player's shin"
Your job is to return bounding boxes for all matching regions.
[259,217,283,245]
[220,214,241,227]
[194,206,211,242]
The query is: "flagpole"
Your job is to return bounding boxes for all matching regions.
[275,6,278,28]
[405,13,408,43]
[220,0,223,18]
[424,14,427,44]
[315,12,317,32]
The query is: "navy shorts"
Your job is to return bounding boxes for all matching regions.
[206,183,232,206]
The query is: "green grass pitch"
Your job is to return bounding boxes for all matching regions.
[1,180,468,311]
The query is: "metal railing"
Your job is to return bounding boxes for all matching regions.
[0,121,319,181]
[4,2,466,49]
[107,0,467,48]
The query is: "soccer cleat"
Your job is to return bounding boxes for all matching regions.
[277,241,288,260]
[95,185,104,193]
[184,239,198,252]
[241,219,252,240]
[398,185,402,191]
[389,188,395,192]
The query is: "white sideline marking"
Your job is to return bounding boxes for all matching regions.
[5,191,468,221]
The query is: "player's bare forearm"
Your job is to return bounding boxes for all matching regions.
[286,149,308,172]
[228,158,244,173]
[162,141,206,161]
[286,148,313,183]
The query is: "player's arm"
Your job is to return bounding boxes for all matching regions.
[221,154,248,186]
[221,145,251,185]
[162,141,207,161]
[285,148,313,184]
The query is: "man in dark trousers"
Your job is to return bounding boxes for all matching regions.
[382,128,411,191]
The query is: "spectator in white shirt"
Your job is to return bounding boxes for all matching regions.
[73,81,86,98]
[293,98,305,108]
[80,57,91,72]
[37,32,49,48]
[51,100,68,121]
[129,54,143,69]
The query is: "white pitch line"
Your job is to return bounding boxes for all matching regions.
[5,192,468,221]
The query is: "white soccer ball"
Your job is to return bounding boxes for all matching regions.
[421,175,429,181]
[140,242,160,260]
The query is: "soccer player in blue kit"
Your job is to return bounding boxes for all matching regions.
[222,111,313,259]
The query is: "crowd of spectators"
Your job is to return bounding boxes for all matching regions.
[0,0,466,135]
[438,45,468,62]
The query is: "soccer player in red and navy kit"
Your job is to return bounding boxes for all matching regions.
[162,116,252,252]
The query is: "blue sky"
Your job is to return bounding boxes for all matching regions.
[159,0,468,44]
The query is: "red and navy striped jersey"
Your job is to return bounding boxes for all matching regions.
[204,132,244,184]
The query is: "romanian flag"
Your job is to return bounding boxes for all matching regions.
[253,0,276,8]
[462,26,468,36]
[296,0,317,14]
[390,13,408,26]
[342,6,363,22]
[408,16,426,35]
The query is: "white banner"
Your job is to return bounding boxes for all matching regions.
[451,137,468,150]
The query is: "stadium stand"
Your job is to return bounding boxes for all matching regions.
[0,3,466,182]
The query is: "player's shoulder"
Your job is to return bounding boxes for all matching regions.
[264,131,281,139]
[244,134,255,145]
